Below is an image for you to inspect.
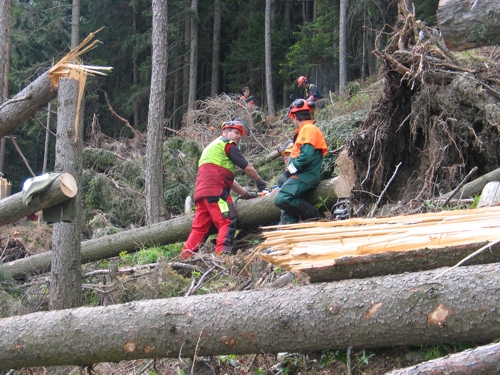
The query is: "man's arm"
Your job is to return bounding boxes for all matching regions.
[243,164,267,190]
[231,180,247,196]
[227,145,267,189]
[287,143,316,173]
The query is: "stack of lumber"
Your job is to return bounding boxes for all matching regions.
[258,206,500,281]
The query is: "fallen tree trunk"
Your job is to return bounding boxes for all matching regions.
[0,71,57,139]
[302,241,500,283]
[0,177,339,279]
[386,342,500,375]
[441,166,500,201]
[437,0,500,52]
[1,263,499,369]
[0,173,77,226]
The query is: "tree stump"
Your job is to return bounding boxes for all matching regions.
[478,181,500,208]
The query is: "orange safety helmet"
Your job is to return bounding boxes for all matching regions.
[221,118,248,136]
[288,99,315,119]
[297,76,308,87]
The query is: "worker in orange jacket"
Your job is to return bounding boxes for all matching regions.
[181,118,267,259]
[274,99,328,224]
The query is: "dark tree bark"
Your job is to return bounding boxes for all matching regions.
[71,0,80,49]
[145,0,169,225]
[210,0,221,97]
[0,2,11,173]
[0,173,77,226]
[1,263,500,369]
[0,70,58,139]
[0,0,7,101]
[1,178,340,279]
[338,0,347,92]
[264,0,275,115]
[188,0,199,110]
[438,0,500,52]
[49,78,83,310]
[386,342,500,375]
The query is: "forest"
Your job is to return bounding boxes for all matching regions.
[3,0,500,373]
[1,0,439,194]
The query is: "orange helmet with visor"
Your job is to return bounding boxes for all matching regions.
[221,118,248,136]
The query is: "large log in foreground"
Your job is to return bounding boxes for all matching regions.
[1,263,499,370]
[0,173,77,226]
[0,71,57,139]
[386,342,500,375]
[0,178,339,279]
[437,0,500,52]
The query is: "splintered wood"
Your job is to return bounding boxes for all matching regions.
[258,206,500,272]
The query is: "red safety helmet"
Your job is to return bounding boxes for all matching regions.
[297,76,308,87]
[288,99,315,119]
[221,118,248,136]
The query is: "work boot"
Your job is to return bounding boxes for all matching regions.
[278,210,298,225]
[276,200,325,222]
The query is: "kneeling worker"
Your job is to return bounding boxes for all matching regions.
[274,100,328,224]
[181,118,268,259]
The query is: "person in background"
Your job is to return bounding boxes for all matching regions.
[297,76,323,103]
[274,99,327,224]
[181,118,268,259]
[240,86,255,108]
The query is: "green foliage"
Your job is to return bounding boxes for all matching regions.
[357,349,375,366]
[422,344,452,360]
[314,195,331,212]
[220,354,238,367]
[163,138,202,213]
[457,341,476,350]
[320,350,336,367]
[82,150,146,231]
[119,243,183,266]
[469,194,481,209]
[82,289,101,307]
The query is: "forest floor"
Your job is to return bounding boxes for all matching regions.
[3,27,500,373]
[0,221,471,375]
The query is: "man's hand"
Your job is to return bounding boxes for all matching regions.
[256,178,268,192]
[242,191,259,200]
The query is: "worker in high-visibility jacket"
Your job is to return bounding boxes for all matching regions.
[274,99,328,224]
[181,118,267,259]
[297,76,323,103]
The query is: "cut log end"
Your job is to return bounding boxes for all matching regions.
[59,173,78,198]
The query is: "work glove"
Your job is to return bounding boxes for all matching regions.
[242,191,259,200]
[256,178,268,192]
